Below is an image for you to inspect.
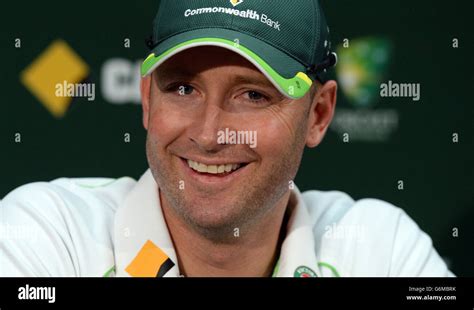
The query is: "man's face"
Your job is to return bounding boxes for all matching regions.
[142,46,318,235]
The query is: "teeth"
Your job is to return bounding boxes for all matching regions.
[207,165,218,174]
[187,159,242,174]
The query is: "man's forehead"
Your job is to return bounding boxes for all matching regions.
[155,51,275,88]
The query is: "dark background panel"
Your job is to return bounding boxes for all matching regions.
[0,0,472,276]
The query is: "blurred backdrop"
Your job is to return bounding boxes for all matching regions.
[0,0,472,275]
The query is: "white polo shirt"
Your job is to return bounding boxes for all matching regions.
[0,170,453,277]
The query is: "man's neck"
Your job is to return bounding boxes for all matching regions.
[159,191,292,277]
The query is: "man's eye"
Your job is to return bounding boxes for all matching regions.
[245,91,267,102]
[175,84,194,96]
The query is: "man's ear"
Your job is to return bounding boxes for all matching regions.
[140,75,152,130]
[306,80,337,148]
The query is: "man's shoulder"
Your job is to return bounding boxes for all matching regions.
[1,176,137,276]
[300,189,452,276]
[301,189,403,228]
[1,175,138,238]
[3,176,137,215]
[301,189,408,249]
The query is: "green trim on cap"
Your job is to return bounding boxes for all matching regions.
[141,38,312,99]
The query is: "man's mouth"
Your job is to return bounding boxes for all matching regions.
[180,157,249,179]
[187,159,243,174]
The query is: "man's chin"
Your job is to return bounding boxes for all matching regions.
[178,195,248,231]
[183,193,238,216]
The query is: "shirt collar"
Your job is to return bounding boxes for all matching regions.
[114,169,321,277]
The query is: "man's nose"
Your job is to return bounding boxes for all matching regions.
[188,98,226,153]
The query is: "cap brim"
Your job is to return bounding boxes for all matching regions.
[141,28,313,99]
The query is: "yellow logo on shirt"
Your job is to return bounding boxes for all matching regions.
[126,240,175,277]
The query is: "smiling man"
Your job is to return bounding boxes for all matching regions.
[0,0,453,277]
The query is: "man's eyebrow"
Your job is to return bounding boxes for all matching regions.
[154,68,195,87]
[154,69,276,90]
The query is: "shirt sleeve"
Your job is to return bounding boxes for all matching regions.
[388,208,454,277]
[0,183,78,277]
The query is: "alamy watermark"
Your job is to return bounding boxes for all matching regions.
[324,223,368,243]
[55,80,95,101]
[18,284,55,304]
[0,223,38,241]
[380,80,421,101]
[217,128,257,148]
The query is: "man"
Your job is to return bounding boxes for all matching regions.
[0,0,453,277]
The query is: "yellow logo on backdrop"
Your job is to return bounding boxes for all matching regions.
[230,0,243,7]
[20,40,89,118]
